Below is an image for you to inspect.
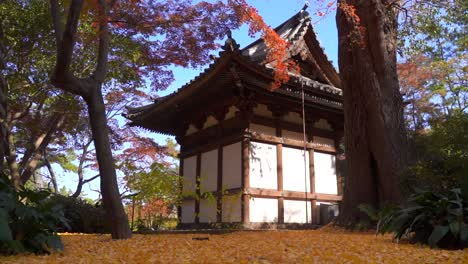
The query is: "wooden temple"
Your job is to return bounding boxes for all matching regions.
[126,7,344,228]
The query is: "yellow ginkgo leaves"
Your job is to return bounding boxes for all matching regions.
[1,229,467,263]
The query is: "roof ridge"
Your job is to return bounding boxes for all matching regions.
[241,8,311,52]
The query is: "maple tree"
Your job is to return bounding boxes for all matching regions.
[47,0,289,239]
[0,0,85,189]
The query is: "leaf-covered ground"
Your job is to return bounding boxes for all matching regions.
[2,229,467,263]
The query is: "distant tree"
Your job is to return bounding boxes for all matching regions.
[398,0,467,130]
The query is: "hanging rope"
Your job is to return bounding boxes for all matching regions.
[301,80,309,224]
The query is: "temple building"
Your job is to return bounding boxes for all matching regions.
[125,7,344,228]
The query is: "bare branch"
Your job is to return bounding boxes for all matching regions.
[44,153,58,193]
[20,114,66,184]
[10,101,33,121]
[83,174,100,184]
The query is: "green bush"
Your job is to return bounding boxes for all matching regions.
[0,174,68,255]
[404,113,468,195]
[377,188,468,249]
[45,195,109,234]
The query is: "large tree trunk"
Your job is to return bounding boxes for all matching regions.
[336,0,407,225]
[85,84,132,239]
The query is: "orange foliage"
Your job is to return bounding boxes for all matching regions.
[229,0,298,89]
[338,2,366,48]
[2,230,467,263]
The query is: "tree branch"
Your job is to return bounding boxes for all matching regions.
[44,153,58,193]
[49,0,63,46]
[50,0,87,96]
[93,0,109,82]
[20,114,66,184]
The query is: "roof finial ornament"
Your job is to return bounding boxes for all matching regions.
[302,1,309,12]
[222,29,240,52]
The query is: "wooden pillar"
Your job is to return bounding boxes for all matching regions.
[195,153,201,224]
[241,137,250,224]
[177,158,184,221]
[276,123,284,224]
[335,130,344,196]
[217,146,223,223]
[309,148,317,224]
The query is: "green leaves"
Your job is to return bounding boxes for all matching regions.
[0,173,67,255]
[0,209,13,241]
[428,225,449,247]
[376,188,468,249]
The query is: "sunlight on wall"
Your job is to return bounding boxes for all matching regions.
[314,152,337,194]
[249,197,278,222]
[249,142,277,190]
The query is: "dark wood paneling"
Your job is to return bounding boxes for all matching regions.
[195,154,201,224]
[217,146,223,223]
[177,159,184,221]
[277,143,284,224]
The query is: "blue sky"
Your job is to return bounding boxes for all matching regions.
[57,1,339,200]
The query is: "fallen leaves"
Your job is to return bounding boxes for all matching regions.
[1,229,467,263]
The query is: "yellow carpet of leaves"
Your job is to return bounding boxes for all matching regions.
[1,229,467,263]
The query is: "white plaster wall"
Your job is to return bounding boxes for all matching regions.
[249,123,276,137]
[182,156,197,194]
[282,130,306,141]
[181,200,195,223]
[283,147,310,192]
[249,142,277,190]
[222,142,242,189]
[314,119,333,131]
[283,112,302,124]
[203,115,218,129]
[253,104,273,118]
[249,197,278,222]
[222,195,241,222]
[313,136,335,148]
[224,105,239,120]
[284,200,312,223]
[199,198,218,223]
[314,152,338,194]
[200,149,218,193]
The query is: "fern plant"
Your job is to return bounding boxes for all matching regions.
[376,188,468,249]
[0,174,69,255]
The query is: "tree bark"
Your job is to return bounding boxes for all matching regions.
[85,84,132,239]
[336,0,407,225]
[6,129,20,189]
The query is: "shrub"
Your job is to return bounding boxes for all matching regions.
[45,195,109,234]
[377,188,468,249]
[0,174,68,255]
[403,113,468,195]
